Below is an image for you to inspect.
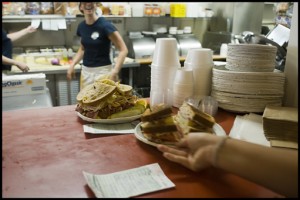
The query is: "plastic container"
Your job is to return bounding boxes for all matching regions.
[152,4,161,16]
[144,4,153,16]
[67,48,74,61]
[170,3,186,17]
[62,49,68,62]
[199,96,218,116]
[184,95,218,116]
[25,2,40,15]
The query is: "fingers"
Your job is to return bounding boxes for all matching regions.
[67,73,74,80]
[66,70,76,80]
[157,145,194,170]
[177,138,188,148]
[22,67,30,73]
[157,144,188,157]
[163,152,186,162]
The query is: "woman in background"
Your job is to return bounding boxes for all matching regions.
[67,2,128,90]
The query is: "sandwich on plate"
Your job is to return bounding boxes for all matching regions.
[140,104,183,145]
[175,101,216,135]
[139,102,216,145]
[76,79,146,119]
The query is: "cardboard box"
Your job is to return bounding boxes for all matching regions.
[2,73,46,97]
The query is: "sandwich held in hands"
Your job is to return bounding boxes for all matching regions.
[140,102,216,144]
[75,79,148,119]
[141,104,182,145]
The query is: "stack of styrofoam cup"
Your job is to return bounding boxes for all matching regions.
[172,68,194,108]
[150,38,180,108]
[184,48,213,98]
[150,89,173,108]
[220,43,228,57]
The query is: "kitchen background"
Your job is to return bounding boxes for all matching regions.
[2,2,297,108]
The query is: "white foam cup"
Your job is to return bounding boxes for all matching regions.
[173,83,194,93]
[152,38,181,67]
[173,68,194,85]
[184,48,213,69]
[220,43,228,57]
[150,89,173,108]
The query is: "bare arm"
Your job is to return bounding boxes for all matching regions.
[7,26,36,42]
[218,138,298,198]
[67,44,84,80]
[157,133,298,197]
[108,31,128,82]
[2,55,30,72]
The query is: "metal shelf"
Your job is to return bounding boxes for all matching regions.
[2,15,76,23]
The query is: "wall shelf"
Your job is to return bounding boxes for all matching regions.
[2,15,76,23]
[3,14,212,23]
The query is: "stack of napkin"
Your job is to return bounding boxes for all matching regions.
[262,105,298,149]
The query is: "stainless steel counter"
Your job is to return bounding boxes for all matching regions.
[8,62,141,106]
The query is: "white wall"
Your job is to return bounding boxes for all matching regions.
[283,3,298,107]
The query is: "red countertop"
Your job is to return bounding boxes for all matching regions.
[2,105,282,198]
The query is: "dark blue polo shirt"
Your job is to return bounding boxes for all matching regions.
[2,29,13,71]
[77,17,117,67]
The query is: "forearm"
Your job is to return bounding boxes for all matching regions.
[70,47,84,68]
[216,138,298,197]
[7,28,28,42]
[2,55,17,66]
[109,31,128,74]
[112,50,127,73]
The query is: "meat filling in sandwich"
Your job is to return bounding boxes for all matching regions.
[76,79,138,119]
[140,104,183,144]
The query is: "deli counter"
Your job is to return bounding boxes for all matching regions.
[6,51,225,108]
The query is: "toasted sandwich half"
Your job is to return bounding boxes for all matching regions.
[140,104,183,144]
[178,102,216,128]
[174,102,216,135]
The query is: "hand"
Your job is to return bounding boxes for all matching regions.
[67,66,76,80]
[109,71,119,82]
[157,133,222,172]
[15,61,30,73]
[26,26,37,33]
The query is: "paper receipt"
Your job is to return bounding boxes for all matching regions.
[83,163,175,198]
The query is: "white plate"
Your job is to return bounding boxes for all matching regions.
[77,112,142,124]
[134,122,226,147]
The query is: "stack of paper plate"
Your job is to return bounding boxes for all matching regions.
[211,65,285,113]
[225,44,277,72]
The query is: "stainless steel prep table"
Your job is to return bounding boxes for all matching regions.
[8,62,141,106]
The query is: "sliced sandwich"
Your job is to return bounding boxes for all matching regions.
[75,80,138,119]
[140,104,183,144]
[81,82,117,104]
[175,102,216,135]
[95,78,133,96]
[141,104,173,122]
